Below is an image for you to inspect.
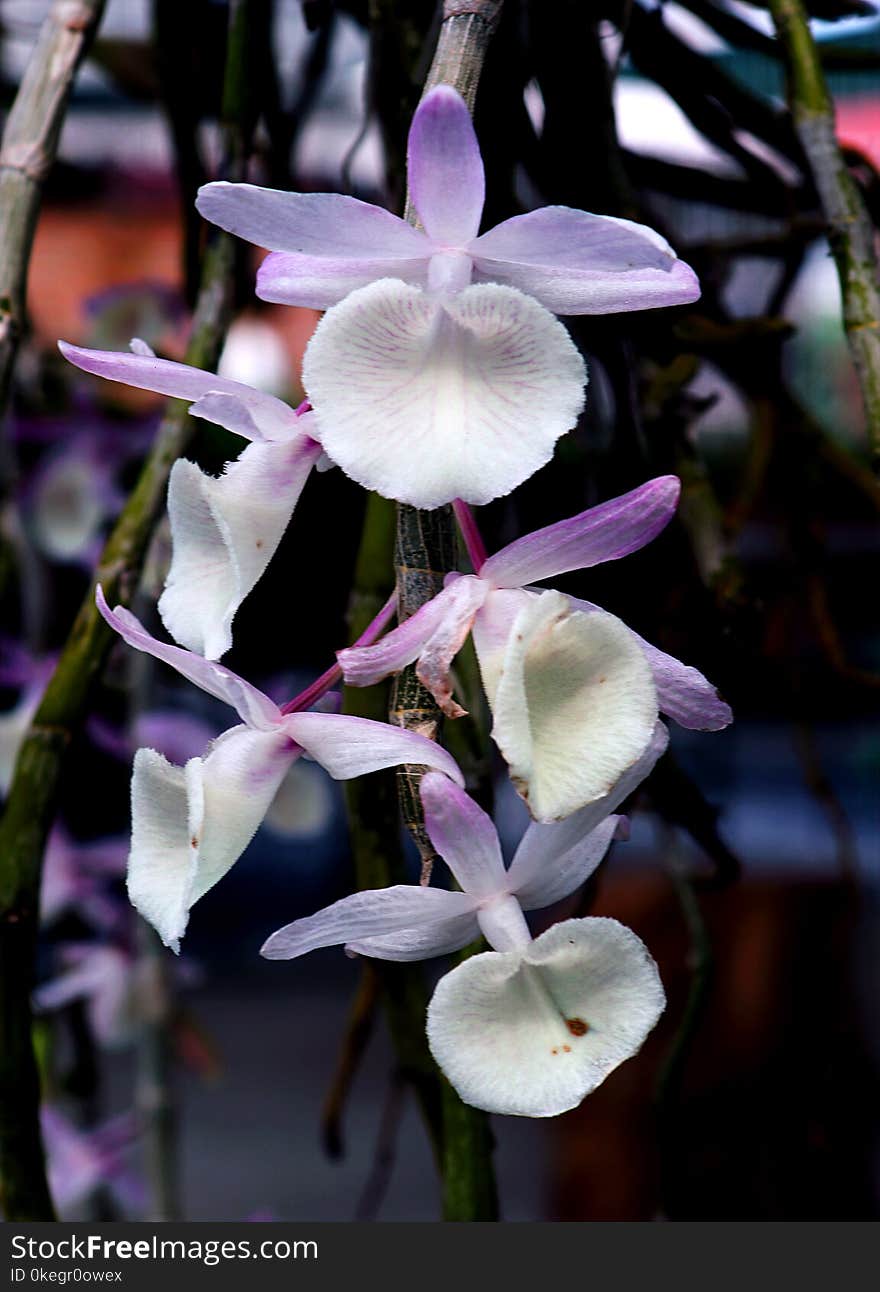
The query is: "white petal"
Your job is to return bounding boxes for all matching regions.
[261,886,478,960]
[159,436,320,659]
[427,916,665,1117]
[490,591,658,821]
[302,279,586,508]
[189,725,301,906]
[127,748,202,952]
[508,722,669,907]
[128,728,298,950]
[470,587,533,708]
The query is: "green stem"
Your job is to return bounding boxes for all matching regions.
[0,0,260,1219]
[770,0,880,468]
[342,494,445,1165]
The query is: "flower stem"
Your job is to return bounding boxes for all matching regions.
[389,0,504,1222]
[452,499,488,573]
[769,0,880,470]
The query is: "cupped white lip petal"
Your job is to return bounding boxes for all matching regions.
[420,771,506,899]
[507,722,669,907]
[58,342,298,441]
[481,475,681,589]
[470,587,534,709]
[407,85,485,245]
[261,885,478,960]
[426,916,665,1117]
[158,436,321,660]
[302,279,587,509]
[469,207,700,315]
[128,747,202,952]
[129,727,299,951]
[96,587,281,730]
[283,711,465,786]
[187,725,301,907]
[567,597,732,731]
[490,591,658,822]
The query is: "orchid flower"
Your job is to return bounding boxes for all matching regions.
[41,1106,143,1215]
[197,87,697,509]
[26,435,123,567]
[339,476,730,820]
[60,341,322,660]
[33,944,138,1048]
[40,828,128,931]
[96,587,463,951]
[263,745,666,1117]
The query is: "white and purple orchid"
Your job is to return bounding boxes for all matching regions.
[196,85,698,509]
[339,475,730,821]
[96,587,462,951]
[263,747,666,1117]
[60,341,322,660]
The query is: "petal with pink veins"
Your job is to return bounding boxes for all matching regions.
[302,279,586,509]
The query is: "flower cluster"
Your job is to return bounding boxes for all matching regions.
[60,86,728,1118]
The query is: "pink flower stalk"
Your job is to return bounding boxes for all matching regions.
[263,744,667,1117]
[339,475,731,821]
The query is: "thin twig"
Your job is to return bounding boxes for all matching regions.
[320,963,380,1160]
[0,0,106,419]
[354,1069,407,1221]
[770,0,880,468]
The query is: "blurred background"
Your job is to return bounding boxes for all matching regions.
[1,0,878,1220]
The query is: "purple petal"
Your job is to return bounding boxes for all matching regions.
[420,772,506,899]
[347,913,481,961]
[470,207,701,315]
[282,711,465,785]
[568,597,732,731]
[407,86,485,245]
[482,476,681,588]
[58,342,298,441]
[338,578,479,688]
[261,885,478,960]
[256,251,429,311]
[196,183,431,309]
[96,587,281,730]
[507,722,669,908]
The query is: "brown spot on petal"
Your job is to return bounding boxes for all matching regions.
[566,1017,588,1037]
[551,1048,558,1056]
[563,1045,571,1053]
[255,539,264,549]
[190,836,199,849]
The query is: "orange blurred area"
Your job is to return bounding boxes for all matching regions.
[28,188,320,406]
